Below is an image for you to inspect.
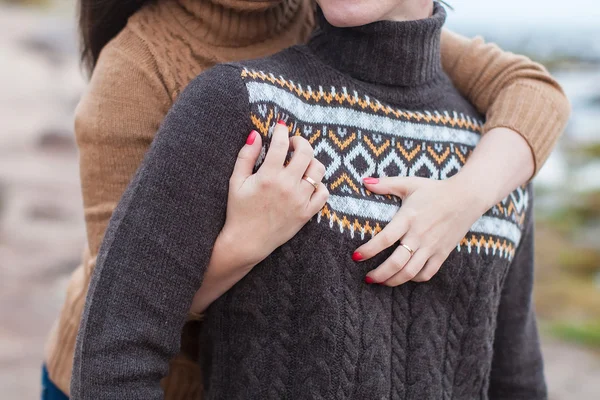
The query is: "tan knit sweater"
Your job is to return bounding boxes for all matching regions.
[44,0,570,397]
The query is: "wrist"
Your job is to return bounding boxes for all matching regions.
[215,226,263,271]
[449,127,533,213]
[447,170,496,215]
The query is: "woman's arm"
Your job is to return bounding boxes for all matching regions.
[352,33,572,284]
[441,29,571,176]
[75,30,171,257]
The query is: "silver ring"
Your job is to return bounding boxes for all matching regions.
[399,242,415,257]
[302,175,319,191]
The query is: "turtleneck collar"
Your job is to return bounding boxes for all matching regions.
[307,2,446,87]
[173,0,304,47]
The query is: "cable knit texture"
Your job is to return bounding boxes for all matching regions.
[72,4,547,399]
[46,0,569,397]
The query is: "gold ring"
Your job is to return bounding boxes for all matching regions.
[302,175,319,190]
[399,242,415,257]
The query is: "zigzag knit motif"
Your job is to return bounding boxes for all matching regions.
[241,68,529,260]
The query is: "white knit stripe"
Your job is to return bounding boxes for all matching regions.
[470,216,522,245]
[327,195,522,244]
[246,81,482,146]
[328,195,400,222]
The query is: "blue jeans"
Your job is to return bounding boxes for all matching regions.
[41,365,69,400]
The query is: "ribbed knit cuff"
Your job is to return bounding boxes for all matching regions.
[483,81,571,177]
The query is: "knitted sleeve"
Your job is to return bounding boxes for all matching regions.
[441,29,571,176]
[75,28,172,257]
[488,202,547,400]
[71,64,250,400]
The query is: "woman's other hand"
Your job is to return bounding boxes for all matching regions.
[352,127,533,286]
[353,176,487,286]
[190,121,328,314]
[220,120,329,266]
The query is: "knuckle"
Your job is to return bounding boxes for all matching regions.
[272,131,287,145]
[236,151,248,162]
[404,269,418,280]
[411,226,426,239]
[259,176,274,189]
[389,258,404,272]
[298,144,314,159]
[279,183,294,198]
[421,271,434,281]
[316,161,326,175]
[417,246,431,257]
[403,208,418,225]
[379,231,397,247]
[296,136,312,149]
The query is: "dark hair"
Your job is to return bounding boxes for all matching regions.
[79,0,153,73]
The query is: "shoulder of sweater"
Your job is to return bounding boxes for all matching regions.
[96,23,171,99]
[124,0,210,99]
[179,48,312,99]
[237,46,327,84]
[75,25,174,145]
[173,63,250,118]
[152,63,253,165]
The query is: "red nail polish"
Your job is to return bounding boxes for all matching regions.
[246,130,258,145]
[277,120,286,125]
[365,276,375,284]
[363,177,379,184]
[352,251,363,262]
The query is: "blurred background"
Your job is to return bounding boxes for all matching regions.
[0,0,598,398]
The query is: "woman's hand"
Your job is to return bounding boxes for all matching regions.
[353,127,533,286]
[190,121,328,314]
[353,176,488,286]
[220,121,329,265]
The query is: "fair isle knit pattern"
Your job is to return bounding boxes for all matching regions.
[242,68,528,259]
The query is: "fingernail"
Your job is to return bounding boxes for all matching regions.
[364,276,375,284]
[277,120,286,125]
[363,177,379,184]
[352,251,363,262]
[246,130,258,145]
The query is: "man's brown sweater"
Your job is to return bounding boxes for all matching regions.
[44,0,570,397]
[72,4,548,399]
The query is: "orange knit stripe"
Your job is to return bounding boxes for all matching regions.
[241,68,483,133]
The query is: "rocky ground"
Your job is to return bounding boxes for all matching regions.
[0,3,598,400]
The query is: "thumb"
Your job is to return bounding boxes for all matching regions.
[231,130,263,189]
[362,176,421,199]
